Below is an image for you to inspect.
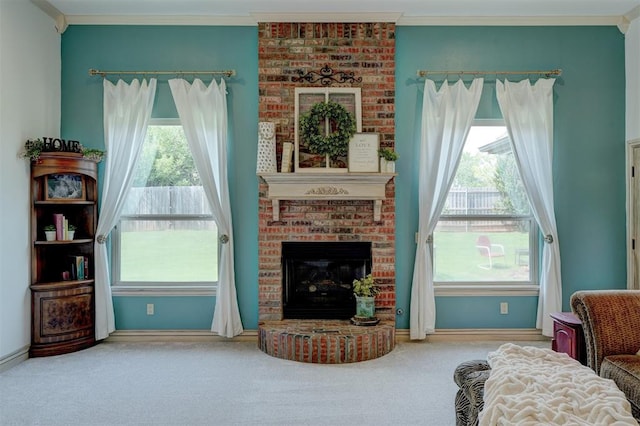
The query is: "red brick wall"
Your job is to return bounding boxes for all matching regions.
[258,23,396,323]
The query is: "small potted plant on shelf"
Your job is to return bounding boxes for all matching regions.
[352,273,379,324]
[68,224,76,240]
[44,224,57,241]
[378,148,398,173]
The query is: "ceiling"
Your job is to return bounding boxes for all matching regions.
[33,0,640,28]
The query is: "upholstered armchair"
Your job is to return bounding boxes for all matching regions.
[570,290,640,420]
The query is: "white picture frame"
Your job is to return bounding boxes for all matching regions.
[294,87,362,173]
[348,133,379,173]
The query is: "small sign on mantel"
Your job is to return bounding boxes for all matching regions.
[281,142,294,173]
[348,133,379,173]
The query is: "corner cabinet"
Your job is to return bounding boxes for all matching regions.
[30,153,98,357]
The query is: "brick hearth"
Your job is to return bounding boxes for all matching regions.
[257,22,396,363]
[259,320,395,363]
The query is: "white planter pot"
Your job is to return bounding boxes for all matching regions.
[68,231,75,240]
[380,158,395,173]
[45,231,56,241]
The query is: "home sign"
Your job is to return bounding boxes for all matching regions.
[41,137,82,154]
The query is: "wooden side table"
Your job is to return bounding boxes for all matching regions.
[550,312,586,365]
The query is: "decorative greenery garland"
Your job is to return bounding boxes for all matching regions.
[20,138,105,162]
[299,101,357,158]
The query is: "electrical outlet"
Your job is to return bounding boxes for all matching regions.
[146,303,154,315]
[500,302,508,315]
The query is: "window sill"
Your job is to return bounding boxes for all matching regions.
[111,285,217,297]
[434,284,539,297]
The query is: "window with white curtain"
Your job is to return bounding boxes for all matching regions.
[433,120,538,290]
[112,119,218,291]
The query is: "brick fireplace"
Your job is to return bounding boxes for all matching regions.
[257,22,396,363]
[282,241,371,319]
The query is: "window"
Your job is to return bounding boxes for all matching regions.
[112,120,218,292]
[434,121,538,290]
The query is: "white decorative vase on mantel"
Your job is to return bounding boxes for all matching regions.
[256,122,277,174]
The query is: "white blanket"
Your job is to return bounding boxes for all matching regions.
[479,343,637,426]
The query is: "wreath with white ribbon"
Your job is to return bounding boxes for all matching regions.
[299,101,357,158]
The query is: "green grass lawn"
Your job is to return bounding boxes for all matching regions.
[121,230,218,282]
[434,230,530,282]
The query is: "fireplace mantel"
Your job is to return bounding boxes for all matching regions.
[258,172,396,221]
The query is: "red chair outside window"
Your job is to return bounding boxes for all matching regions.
[475,235,505,269]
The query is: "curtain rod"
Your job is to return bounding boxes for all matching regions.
[88,68,236,78]
[416,69,562,78]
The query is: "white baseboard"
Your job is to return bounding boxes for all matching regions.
[395,328,548,342]
[0,345,30,373]
[106,330,258,343]
[106,328,547,343]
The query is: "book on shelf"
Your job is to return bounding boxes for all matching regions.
[52,213,76,241]
[53,213,64,241]
[66,255,85,280]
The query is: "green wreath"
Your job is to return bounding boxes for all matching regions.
[299,101,357,158]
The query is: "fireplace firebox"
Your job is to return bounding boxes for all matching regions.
[282,242,372,319]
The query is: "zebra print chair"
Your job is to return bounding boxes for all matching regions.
[454,360,491,426]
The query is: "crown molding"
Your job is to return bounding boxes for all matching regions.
[397,15,623,27]
[65,14,257,26]
[62,14,624,27]
[626,5,640,22]
[27,4,630,29]
[30,0,68,33]
[251,12,402,23]
[61,12,403,25]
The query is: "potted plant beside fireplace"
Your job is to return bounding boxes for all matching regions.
[378,148,398,173]
[352,274,379,325]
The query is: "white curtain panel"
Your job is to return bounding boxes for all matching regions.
[169,78,243,338]
[95,78,157,340]
[496,78,562,337]
[410,78,483,340]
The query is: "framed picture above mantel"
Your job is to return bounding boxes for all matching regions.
[294,87,362,173]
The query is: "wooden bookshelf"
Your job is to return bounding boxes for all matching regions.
[30,153,98,357]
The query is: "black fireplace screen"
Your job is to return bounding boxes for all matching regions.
[282,242,372,319]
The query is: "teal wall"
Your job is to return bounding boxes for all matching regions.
[60,26,259,330]
[395,26,626,329]
[61,24,626,332]
[114,297,214,329]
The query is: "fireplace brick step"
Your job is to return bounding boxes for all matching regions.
[258,320,395,364]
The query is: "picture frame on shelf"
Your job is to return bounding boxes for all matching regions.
[348,133,379,173]
[45,174,86,201]
[294,87,362,173]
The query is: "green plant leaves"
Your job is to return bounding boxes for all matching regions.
[299,101,356,158]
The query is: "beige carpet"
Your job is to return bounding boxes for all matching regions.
[0,339,550,426]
